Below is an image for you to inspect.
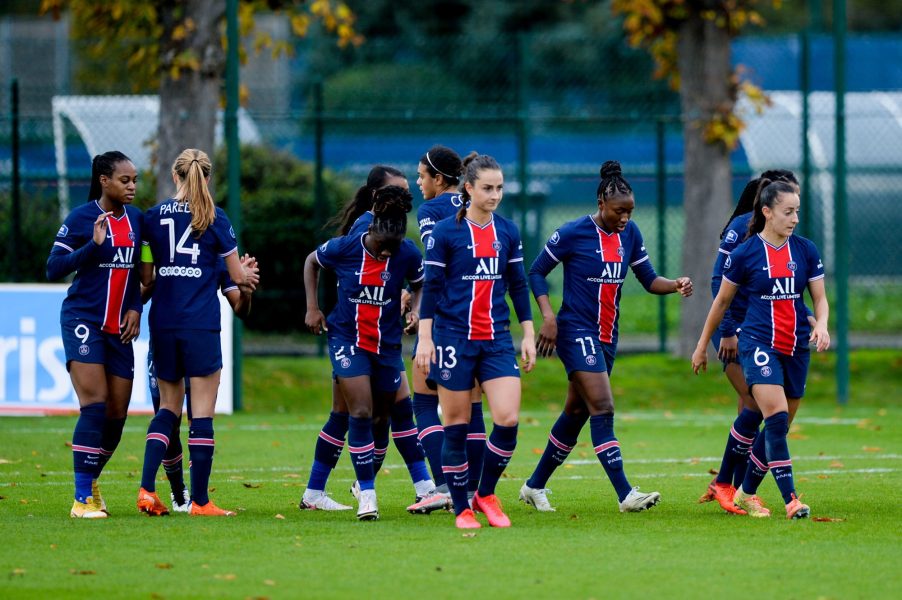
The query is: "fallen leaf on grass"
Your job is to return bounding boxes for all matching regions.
[707,468,718,475]
[20,499,28,505]
[155,563,173,570]
[797,477,810,483]
[862,446,882,452]
[532,448,543,455]
[563,464,574,469]
[284,473,301,479]
[243,483,262,489]
[817,475,830,479]
[10,568,25,576]
[829,461,844,468]
[877,408,887,416]
[214,573,237,581]
[788,433,809,440]
[689,457,700,465]
[70,569,96,576]
[50,544,57,550]
[578,451,588,458]
[271,441,281,447]
[0,458,14,463]
[274,514,285,520]
[524,417,540,426]
[263,580,276,586]
[0,496,6,500]
[812,517,845,522]
[569,514,580,520]
[461,533,477,538]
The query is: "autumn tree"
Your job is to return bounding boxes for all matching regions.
[612,0,776,356]
[40,0,358,201]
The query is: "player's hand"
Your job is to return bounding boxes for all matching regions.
[675,276,693,297]
[536,314,558,358]
[239,254,260,293]
[93,211,113,246]
[521,334,537,373]
[305,309,327,335]
[810,322,830,352]
[717,335,738,361]
[400,289,412,314]
[415,337,435,375]
[691,344,708,375]
[120,310,140,343]
[404,311,419,335]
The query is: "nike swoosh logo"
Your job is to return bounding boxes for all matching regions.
[453,474,467,481]
[393,376,401,383]
[762,266,772,271]
[467,244,478,250]
[354,271,363,275]
[605,450,618,457]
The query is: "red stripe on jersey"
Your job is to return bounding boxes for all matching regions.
[101,215,136,334]
[596,231,623,344]
[763,241,797,355]
[467,220,499,340]
[355,250,389,353]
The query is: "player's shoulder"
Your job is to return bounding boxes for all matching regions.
[492,213,520,234]
[789,233,817,251]
[125,204,144,220]
[430,216,457,235]
[721,213,752,246]
[68,200,101,220]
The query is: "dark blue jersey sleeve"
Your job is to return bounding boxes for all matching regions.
[419,227,448,320]
[46,239,101,281]
[627,225,657,291]
[506,227,532,323]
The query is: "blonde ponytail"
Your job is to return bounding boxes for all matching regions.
[172,148,215,236]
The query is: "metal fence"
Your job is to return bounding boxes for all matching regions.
[2,22,901,347]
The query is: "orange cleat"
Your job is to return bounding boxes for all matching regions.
[698,477,717,503]
[190,500,236,517]
[712,482,747,515]
[785,493,810,520]
[473,493,511,528]
[137,488,170,516]
[733,488,771,518]
[454,508,481,529]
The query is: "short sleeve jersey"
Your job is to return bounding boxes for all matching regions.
[416,192,465,244]
[49,201,143,334]
[316,234,424,354]
[711,213,752,328]
[722,234,825,356]
[536,216,655,346]
[424,214,525,340]
[347,211,374,238]
[142,200,238,331]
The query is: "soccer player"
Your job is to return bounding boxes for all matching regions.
[692,178,830,519]
[701,170,803,515]
[137,148,251,517]
[416,152,536,529]
[304,186,424,520]
[144,258,257,512]
[47,151,143,519]
[519,161,693,514]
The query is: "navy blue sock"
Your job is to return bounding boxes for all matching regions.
[441,423,469,515]
[764,412,796,504]
[527,411,588,489]
[72,403,105,502]
[590,414,632,502]
[188,417,215,506]
[348,416,375,491]
[413,392,445,486]
[715,408,762,485]
[477,423,517,497]
[372,420,390,477]
[98,416,126,475]
[740,429,770,495]
[307,411,348,491]
[467,402,487,493]
[140,408,179,493]
[161,413,186,498]
[391,398,429,482]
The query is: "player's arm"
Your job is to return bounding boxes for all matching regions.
[140,242,155,289]
[529,239,562,357]
[632,258,693,297]
[303,250,327,335]
[507,256,535,371]
[46,211,111,281]
[404,280,423,335]
[691,279,739,374]
[807,278,830,352]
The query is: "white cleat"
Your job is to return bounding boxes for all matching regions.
[300,489,353,511]
[350,480,360,500]
[170,489,192,513]
[619,487,661,513]
[519,483,556,512]
[356,489,379,521]
[406,490,451,514]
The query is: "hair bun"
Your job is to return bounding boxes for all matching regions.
[600,160,621,179]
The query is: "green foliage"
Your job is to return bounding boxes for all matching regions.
[0,186,64,283]
[213,144,354,333]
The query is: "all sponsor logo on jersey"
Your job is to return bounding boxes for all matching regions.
[356,286,387,303]
[771,277,796,295]
[725,230,738,243]
[463,257,501,281]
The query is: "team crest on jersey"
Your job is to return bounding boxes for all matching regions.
[787,261,797,271]
[380,272,391,281]
[57,224,69,237]
[340,357,351,369]
[128,231,136,241]
[440,369,451,381]
[725,230,738,244]
[760,366,772,377]
[550,231,560,245]
[585,355,597,366]
[426,237,435,249]
[617,247,625,257]
[492,240,502,251]
[78,344,90,356]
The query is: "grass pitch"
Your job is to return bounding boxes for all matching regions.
[1,351,899,599]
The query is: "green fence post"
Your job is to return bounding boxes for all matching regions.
[800,29,812,239]
[314,80,326,358]
[225,0,243,410]
[516,33,529,242]
[656,119,667,353]
[10,78,21,283]
[833,0,849,405]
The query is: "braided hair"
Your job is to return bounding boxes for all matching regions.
[721,169,799,240]
[328,165,405,235]
[456,152,501,222]
[596,160,632,202]
[368,185,411,255]
[88,151,132,201]
[748,179,798,236]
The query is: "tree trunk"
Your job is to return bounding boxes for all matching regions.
[156,0,225,201]
[675,13,735,357]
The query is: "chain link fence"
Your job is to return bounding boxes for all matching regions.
[2,18,900,345]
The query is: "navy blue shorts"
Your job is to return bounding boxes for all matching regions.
[147,341,192,418]
[329,339,404,393]
[151,329,222,382]
[739,336,810,399]
[555,332,616,377]
[427,332,520,392]
[61,319,134,380]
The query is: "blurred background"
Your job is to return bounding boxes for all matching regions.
[1,0,900,356]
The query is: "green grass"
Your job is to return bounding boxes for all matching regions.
[1,351,900,598]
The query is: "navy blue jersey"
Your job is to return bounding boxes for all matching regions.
[142,200,238,331]
[529,216,657,347]
[421,214,532,340]
[722,234,825,356]
[416,191,464,244]
[711,213,752,337]
[316,233,424,354]
[347,211,374,238]
[47,201,143,333]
